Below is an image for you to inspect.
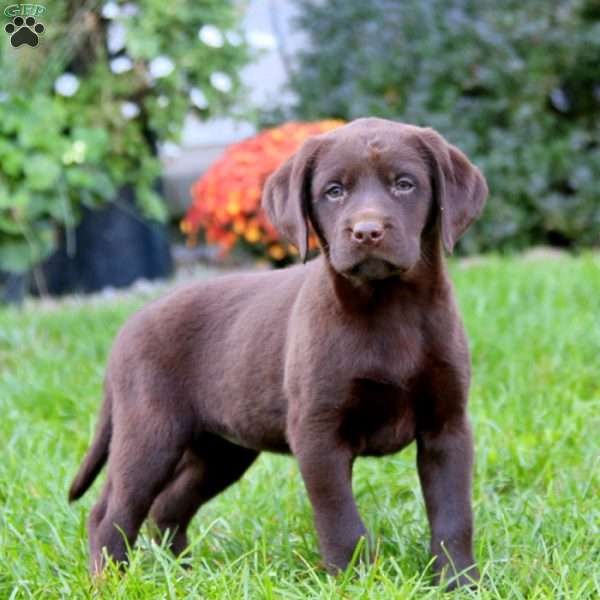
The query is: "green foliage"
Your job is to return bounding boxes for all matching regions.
[0,1,249,272]
[284,0,600,253]
[0,256,599,596]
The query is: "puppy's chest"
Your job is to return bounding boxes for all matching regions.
[338,322,424,456]
[349,316,424,383]
[339,378,417,456]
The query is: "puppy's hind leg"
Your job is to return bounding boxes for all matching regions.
[149,434,259,558]
[88,414,189,575]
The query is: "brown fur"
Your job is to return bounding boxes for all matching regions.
[69,118,487,588]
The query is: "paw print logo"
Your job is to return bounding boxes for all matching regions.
[5,16,45,48]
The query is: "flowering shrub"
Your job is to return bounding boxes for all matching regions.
[0,1,248,273]
[182,120,344,264]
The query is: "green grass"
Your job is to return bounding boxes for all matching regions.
[1,255,599,599]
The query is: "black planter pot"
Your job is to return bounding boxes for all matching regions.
[0,271,27,305]
[32,185,173,296]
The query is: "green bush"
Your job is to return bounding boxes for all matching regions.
[283,0,600,253]
[0,1,249,273]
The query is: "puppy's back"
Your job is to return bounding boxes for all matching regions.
[105,263,310,447]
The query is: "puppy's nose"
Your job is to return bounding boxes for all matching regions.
[351,221,385,245]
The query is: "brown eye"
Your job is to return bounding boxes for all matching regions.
[393,176,415,194]
[325,182,345,202]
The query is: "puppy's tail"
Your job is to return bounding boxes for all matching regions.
[68,387,112,502]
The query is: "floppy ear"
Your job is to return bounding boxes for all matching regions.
[262,136,322,262]
[418,129,488,254]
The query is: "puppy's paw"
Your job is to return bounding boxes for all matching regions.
[436,564,480,591]
[322,532,372,575]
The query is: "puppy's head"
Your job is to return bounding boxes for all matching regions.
[262,118,487,281]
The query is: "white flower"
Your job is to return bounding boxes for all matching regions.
[157,95,169,108]
[120,101,140,119]
[107,22,127,54]
[62,140,87,165]
[149,55,174,78]
[101,1,120,19]
[550,88,569,113]
[189,87,208,109]
[73,141,86,154]
[73,141,86,163]
[210,71,232,93]
[161,141,181,159]
[198,24,224,48]
[110,56,133,74]
[54,73,80,97]
[122,3,139,17]
[225,30,242,46]
[247,30,277,50]
[0,92,8,103]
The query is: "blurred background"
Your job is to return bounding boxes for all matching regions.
[1,0,599,304]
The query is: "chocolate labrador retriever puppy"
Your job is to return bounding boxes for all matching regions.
[69,117,487,588]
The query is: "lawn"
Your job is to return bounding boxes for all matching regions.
[1,256,599,599]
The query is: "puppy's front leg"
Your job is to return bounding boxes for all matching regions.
[417,415,479,589]
[290,418,368,573]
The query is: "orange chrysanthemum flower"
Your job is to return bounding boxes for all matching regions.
[182,120,344,262]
